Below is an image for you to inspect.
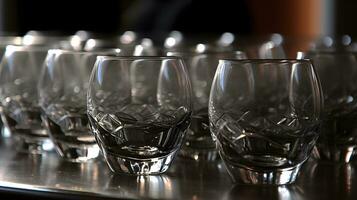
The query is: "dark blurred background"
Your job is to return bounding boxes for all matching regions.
[0,0,353,40]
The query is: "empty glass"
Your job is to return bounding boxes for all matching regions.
[38,50,120,162]
[303,51,357,162]
[0,45,50,153]
[168,51,246,161]
[87,56,192,175]
[209,59,323,184]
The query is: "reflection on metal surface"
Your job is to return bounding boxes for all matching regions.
[298,159,357,199]
[224,185,304,200]
[0,138,357,199]
[108,175,178,199]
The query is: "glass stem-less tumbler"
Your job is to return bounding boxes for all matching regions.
[0,45,52,153]
[87,56,192,175]
[209,59,323,185]
[304,51,357,163]
[38,49,121,162]
[168,51,247,161]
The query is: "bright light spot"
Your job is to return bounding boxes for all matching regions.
[347,95,354,103]
[196,43,206,53]
[42,140,54,151]
[23,35,35,45]
[70,35,82,50]
[271,33,283,45]
[342,35,351,46]
[164,37,176,48]
[120,31,136,44]
[133,45,144,56]
[169,31,183,42]
[74,86,80,93]
[323,36,333,47]
[4,45,18,57]
[165,30,183,48]
[193,155,199,160]
[114,48,121,55]
[13,37,22,45]
[26,30,40,36]
[265,41,275,49]
[86,39,96,50]
[219,32,234,46]
[141,38,153,47]
[296,52,305,59]
[2,127,11,138]
[278,186,291,200]
[75,30,90,40]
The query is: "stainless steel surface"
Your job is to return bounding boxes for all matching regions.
[0,137,356,199]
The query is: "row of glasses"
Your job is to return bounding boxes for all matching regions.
[3,32,354,185]
[83,53,323,183]
[0,44,194,173]
[0,44,322,184]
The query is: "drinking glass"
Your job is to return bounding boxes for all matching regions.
[168,51,246,161]
[303,51,357,162]
[0,37,23,138]
[87,56,192,175]
[38,49,120,162]
[0,45,50,153]
[209,59,323,184]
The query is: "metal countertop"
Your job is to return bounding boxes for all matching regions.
[0,138,355,200]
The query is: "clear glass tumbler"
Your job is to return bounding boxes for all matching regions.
[168,51,246,161]
[0,45,50,153]
[38,49,120,162]
[304,51,357,162]
[209,59,323,184]
[87,56,192,175]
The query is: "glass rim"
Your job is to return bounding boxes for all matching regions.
[218,58,312,64]
[96,55,185,61]
[5,45,50,52]
[47,48,122,55]
[166,50,245,56]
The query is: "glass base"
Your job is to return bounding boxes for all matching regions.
[312,146,357,163]
[179,146,218,161]
[222,159,302,185]
[103,150,177,175]
[54,142,100,163]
